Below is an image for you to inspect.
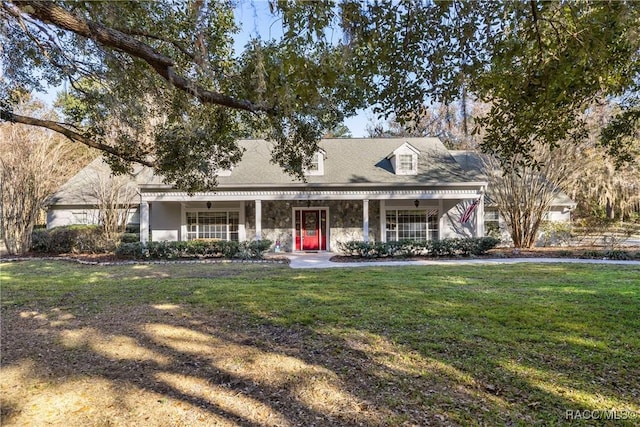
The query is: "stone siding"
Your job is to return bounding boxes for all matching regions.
[245,200,380,252]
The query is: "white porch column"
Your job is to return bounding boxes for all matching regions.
[239,201,246,241]
[140,201,149,244]
[363,199,370,242]
[255,199,262,240]
[379,200,386,242]
[476,193,485,237]
[438,199,444,240]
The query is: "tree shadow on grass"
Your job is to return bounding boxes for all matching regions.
[2,303,381,426]
[3,299,638,427]
[2,262,639,426]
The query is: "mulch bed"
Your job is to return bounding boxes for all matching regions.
[2,246,639,265]
[0,252,291,265]
[330,246,640,263]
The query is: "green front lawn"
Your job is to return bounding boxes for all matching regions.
[1,261,639,426]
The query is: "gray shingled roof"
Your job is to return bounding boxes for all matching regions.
[49,138,483,205]
[47,157,153,205]
[144,137,479,188]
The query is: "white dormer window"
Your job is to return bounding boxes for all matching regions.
[388,142,420,175]
[305,150,325,176]
[397,154,415,173]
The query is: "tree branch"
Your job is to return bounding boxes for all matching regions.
[113,26,198,63]
[11,0,270,114]
[530,0,544,58]
[0,110,155,168]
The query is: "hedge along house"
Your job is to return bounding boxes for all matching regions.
[47,137,489,251]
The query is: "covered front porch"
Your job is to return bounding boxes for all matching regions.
[138,184,486,252]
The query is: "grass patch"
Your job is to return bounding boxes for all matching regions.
[1,261,639,426]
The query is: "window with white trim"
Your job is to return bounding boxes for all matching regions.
[484,209,500,223]
[397,154,415,173]
[72,210,89,224]
[186,211,239,241]
[305,151,325,175]
[385,209,439,241]
[387,143,419,175]
[484,209,500,237]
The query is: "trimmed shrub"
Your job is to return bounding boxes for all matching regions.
[337,241,386,258]
[30,225,114,254]
[580,250,604,259]
[30,228,52,253]
[430,239,457,257]
[115,242,145,259]
[538,221,574,247]
[115,239,272,260]
[469,237,501,255]
[337,237,500,258]
[125,224,141,234]
[235,240,272,259]
[120,233,139,244]
[580,249,632,260]
[603,250,632,260]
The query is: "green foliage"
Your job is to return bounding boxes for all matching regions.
[475,2,640,164]
[115,239,273,260]
[600,107,640,167]
[235,240,273,260]
[485,222,501,239]
[580,249,633,261]
[337,237,500,258]
[2,0,639,185]
[154,106,246,193]
[114,242,144,259]
[538,221,574,247]
[120,233,139,244]
[31,225,113,254]
[604,250,633,261]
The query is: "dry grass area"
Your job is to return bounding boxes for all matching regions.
[1,261,639,426]
[2,304,391,426]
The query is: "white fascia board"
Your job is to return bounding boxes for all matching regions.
[139,181,488,190]
[141,189,484,202]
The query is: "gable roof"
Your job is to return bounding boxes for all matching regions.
[385,141,421,159]
[49,138,484,205]
[46,157,152,206]
[143,137,478,188]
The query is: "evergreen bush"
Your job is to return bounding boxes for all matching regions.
[115,239,272,260]
[30,225,113,254]
[337,237,500,258]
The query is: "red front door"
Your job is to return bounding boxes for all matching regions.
[295,209,327,251]
[302,210,320,250]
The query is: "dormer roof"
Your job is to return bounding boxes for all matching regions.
[386,142,421,159]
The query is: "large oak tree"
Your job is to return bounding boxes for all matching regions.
[1,1,638,191]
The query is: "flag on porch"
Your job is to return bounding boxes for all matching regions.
[460,199,480,223]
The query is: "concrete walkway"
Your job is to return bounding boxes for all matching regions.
[284,251,640,269]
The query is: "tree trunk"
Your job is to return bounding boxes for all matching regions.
[606,198,615,220]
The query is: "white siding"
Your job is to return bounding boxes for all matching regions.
[150,202,181,241]
[47,207,139,229]
[442,200,478,238]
